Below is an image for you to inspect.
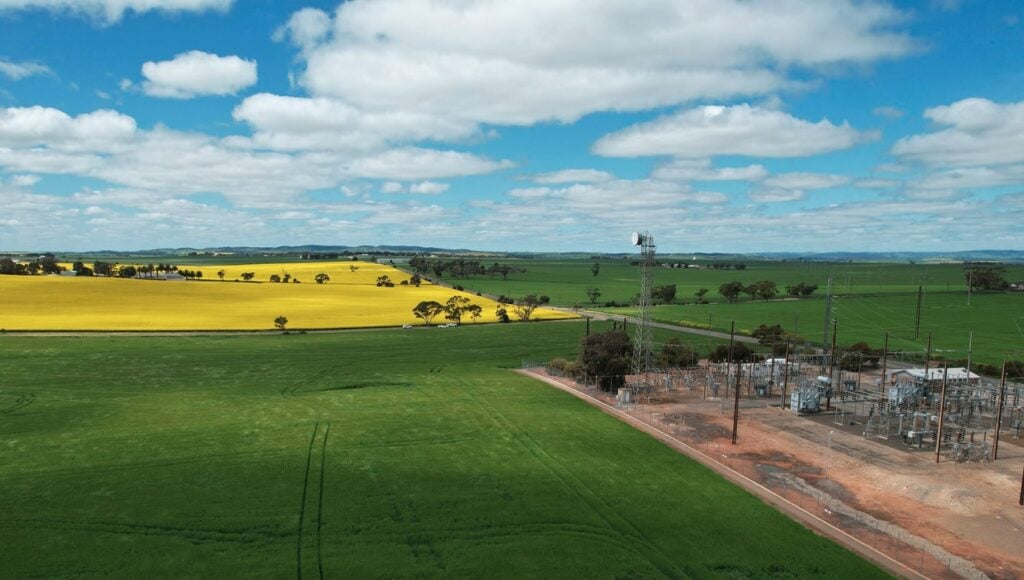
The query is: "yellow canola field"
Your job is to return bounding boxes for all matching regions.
[0,262,576,331]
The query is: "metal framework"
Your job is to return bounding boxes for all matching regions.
[630,231,656,395]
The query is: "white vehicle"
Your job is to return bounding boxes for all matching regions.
[402,324,413,329]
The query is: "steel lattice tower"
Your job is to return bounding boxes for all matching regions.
[630,231,656,389]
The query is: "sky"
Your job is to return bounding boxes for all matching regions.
[0,0,1022,254]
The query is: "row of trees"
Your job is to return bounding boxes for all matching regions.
[412,296,484,326]
[718,280,818,302]
[408,257,526,280]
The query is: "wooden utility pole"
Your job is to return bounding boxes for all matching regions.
[966,331,974,378]
[925,332,932,376]
[1019,464,1023,506]
[994,361,1007,460]
[935,364,949,464]
[729,321,740,445]
[827,319,837,411]
[914,285,923,339]
[782,340,790,410]
[881,332,889,405]
[822,276,833,346]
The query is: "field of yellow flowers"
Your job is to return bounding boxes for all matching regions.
[0,262,575,331]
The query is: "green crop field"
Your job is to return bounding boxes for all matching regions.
[432,259,1024,368]
[0,323,883,578]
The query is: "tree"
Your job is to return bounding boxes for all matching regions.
[315,273,330,285]
[241,272,255,281]
[751,324,786,346]
[652,284,676,304]
[694,288,709,304]
[591,262,600,277]
[273,315,288,330]
[749,280,777,301]
[785,282,818,297]
[283,273,291,283]
[376,275,394,287]
[658,338,698,368]
[839,342,881,371]
[964,263,1009,291]
[578,330,631,391]
[217,269,226,281]
[718,281,744,303]
[585,287,601,305]
[708,342,753,363]
[412,300,444,326]
[512,294,542,321]
[444,295,471,325]
[465,303,483,324]
[495,305,510,323]
[269,274,282,283]
[0,257,16,275]
[409,273,422,287]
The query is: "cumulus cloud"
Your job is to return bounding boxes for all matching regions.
[0,104,511,208]
[273,7,331,51]
[594,104,870,158]
[232,93,476,152]
[270,0,913,137]
[892,98,1024,167]
[0,105,136,152]
[872,105,904,119]
[0,59,52,80]
[651,159,768,182]
[530,169,614,184]
[409,181,449,195]
[0,0,232,23]
[763,173,851,190]
[142,51,257,99]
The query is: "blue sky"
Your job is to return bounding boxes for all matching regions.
[0,0,1022,253]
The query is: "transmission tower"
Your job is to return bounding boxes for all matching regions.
[630,231,656,394]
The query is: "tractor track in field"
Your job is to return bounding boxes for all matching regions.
[463,388,684,578]
[281,369,334,397]
[0,393,35,416]
[296,421,330,580]
[0,517,285,544]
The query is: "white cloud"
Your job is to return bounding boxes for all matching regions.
[0,59,51,80]
[872,105,904,119]
[594,104,870,158]
[763,172,850,190]
[341,148,512,181]
[854,178,901,189]
[530,169,614,184]
[10,174,40,187]
[409,181,449,195]
[142,51,257,99]
[892,98,1024,167]
[0,105,136,152]
[279,0,912,133]
[748,189,806,203]
[0,0,232,23]
[233,93,476,152]
[380,181,404,194]
[0,105,511,208]
[652,158,768,182]
[273,7,331,51]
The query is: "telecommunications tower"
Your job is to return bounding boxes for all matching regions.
[630,231,656,394]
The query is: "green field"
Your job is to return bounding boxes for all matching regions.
[433,259,1024,367]
[0,323,883,578]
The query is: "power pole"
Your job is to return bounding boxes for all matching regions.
[729,321,740,445]
[914,285,923,339]
[828,319,838,412]
[881,332,889,405]
[966,331,974,378]
[822,277,833,346]
[994,361,1007,460]
[925,332,932,376]
[782,339,791,410]
[967,266,973,307]
[935,364,949,463]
